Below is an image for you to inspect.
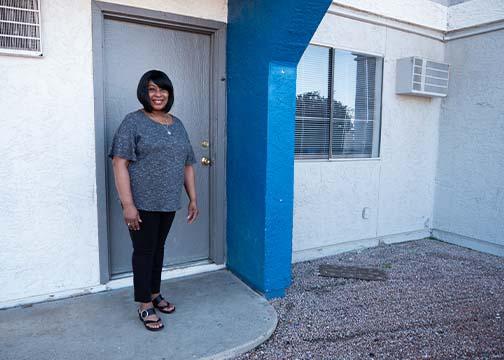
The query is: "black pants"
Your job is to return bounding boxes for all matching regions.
[129,210,176,303]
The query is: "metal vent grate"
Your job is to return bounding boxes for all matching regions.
[0,0,42,56]
[424,60,449,95]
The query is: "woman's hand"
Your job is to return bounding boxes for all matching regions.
[184,165,198,224]
[187,200,199,224]
[123,204,142,230]
[111,157,140,230]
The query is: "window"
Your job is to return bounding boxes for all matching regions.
[0,0,42,56]
[295,45,383,160]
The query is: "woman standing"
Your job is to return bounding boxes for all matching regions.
[109,70,198,331]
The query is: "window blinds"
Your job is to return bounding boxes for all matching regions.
[295,45,383,160]
[295,45,331,159]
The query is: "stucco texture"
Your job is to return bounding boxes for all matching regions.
[0,0,98,303]
[103,0,227,22]
[226,0,332,297]
[332,0,447,31]
[434,29,504,249]
[294,12,444,254]
[0,0,227,305]
[448,0,504,30]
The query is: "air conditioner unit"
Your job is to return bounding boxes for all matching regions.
[396,57,449,97]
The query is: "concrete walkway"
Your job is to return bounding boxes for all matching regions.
[0,270,277,360]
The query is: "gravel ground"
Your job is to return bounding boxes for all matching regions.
[235,239,504,360]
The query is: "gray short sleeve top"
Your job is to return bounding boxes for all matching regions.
[108,110,196,211]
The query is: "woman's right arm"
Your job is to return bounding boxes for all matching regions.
[112,156,142,230]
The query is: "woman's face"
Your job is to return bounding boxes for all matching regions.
[147,81,169,112]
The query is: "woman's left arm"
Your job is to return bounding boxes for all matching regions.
[184,165,199,224]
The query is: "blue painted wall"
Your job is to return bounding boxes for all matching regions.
[226,0,332,298]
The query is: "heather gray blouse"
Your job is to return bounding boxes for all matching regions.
[108,110,196,212]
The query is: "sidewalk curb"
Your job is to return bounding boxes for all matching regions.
[202,303,278,360]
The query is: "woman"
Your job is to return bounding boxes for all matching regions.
[109,70,198,331]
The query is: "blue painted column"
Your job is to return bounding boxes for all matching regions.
[226,0,331,298]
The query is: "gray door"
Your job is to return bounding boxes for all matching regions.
[104,18,211,276]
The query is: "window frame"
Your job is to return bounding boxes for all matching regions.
[295,43,384,162]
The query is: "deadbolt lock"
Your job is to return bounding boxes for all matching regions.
[201,140,209,148]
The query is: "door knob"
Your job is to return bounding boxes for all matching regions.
[201,157,212,166]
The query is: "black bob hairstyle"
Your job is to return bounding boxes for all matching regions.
[137,70,174,113]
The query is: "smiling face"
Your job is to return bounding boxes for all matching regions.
[147,81,169,112]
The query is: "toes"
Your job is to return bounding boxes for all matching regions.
[162,301,175,311]
[146,319,162,329]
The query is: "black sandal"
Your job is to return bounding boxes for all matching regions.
[138,307,164,331]
[152,294,176,314]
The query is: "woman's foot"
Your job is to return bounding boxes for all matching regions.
[138,303,163,331]
[151,293,176,313]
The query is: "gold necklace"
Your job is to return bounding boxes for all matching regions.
[156,114,173,135]
[145,111,172,125]
[144,111,173,135]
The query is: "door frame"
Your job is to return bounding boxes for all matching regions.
[91,1,227,283]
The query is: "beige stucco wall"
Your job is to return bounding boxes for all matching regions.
[448,0,504,30]
[2,0,500,306]
[0,0,227,307]
[103,0,227,22]
[293,0,504,261]
[293,2,446,261]
[332,0,447,30]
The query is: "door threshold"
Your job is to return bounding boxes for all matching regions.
[106,261,226,291]
[0,262,226,310]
